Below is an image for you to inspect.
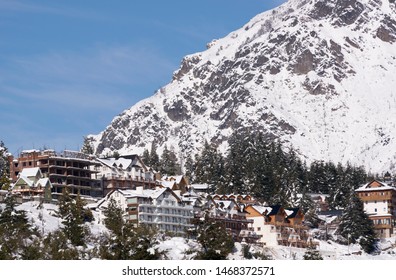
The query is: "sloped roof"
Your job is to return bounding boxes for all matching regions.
[36,178,51,188]
[20,167,41,178]
[160,181,177,189]
[285,207,300,219]
[251,205,272,215]
[356,180,396,192]
[14,176,34,187]
[267,205,282,216]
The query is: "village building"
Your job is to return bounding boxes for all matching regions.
[211,194,256,205]
[97,187,194,235]
[189,183,210,194]
[159,175,189,195]
[356,179,396,238]
[11,167,52,202]
[202,197,259,243]
[245,205,311,248]
[95,155,158,195]
[9,150,102,197]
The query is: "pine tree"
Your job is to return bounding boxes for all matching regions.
[160,145,179,175]
[149,142,160,171]
[58,189,87,247]
[194,141,225,192]
[141,149,151,167]
[224,130,249,194]
[100,198,161,260]
[0,173,10,191]
[338,193,377,254]
[303,244,323,260]
[184,153,196,182]
[42,230,80,260]
[0,194,37,259]
[81,136,95,155]
[193,212,234,260]
[0,141,10,190]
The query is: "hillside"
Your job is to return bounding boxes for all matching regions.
[4,201,396,260]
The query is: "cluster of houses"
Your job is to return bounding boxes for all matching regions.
[4,149,396,248]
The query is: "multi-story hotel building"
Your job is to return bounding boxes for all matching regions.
[356,179,396,238]
[95,155,159,195]
[98,187,194,235]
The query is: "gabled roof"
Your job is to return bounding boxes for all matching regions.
[250,205,272,215]
[14,176,34,187]
[190,184,209,190]
[356,180,396,192]
[161,175,187,184]
[20,167,42,178]
[160,181,177,189]
[36,178,51,188]
[106,187,182,202]
[285,207,301,219]
[266,205,283,216]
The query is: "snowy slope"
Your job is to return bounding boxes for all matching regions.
[1,201,396,260]
[90,0,396,173]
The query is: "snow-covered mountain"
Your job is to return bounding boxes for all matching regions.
[90,0,396,173]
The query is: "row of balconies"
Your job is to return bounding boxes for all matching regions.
[139,211,193,218]
[359,193,394,201]
[102,175,154,182]
[142,219,193,228]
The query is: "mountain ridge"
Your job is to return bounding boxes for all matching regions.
[90,0,396,173]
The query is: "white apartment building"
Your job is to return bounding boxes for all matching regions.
[98,187,194,235]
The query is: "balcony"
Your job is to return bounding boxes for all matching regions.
[359,193,393,201]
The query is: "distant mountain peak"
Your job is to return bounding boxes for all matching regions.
[90,0,396,173]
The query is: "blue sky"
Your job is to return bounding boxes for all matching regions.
[0,0,287,155]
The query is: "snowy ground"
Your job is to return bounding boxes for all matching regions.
[1,201,396,260]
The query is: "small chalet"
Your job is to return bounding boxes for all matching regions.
[11,167,52,201]
[96,155,158,194]
[160,175,189,194]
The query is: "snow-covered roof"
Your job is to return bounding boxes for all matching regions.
[356,180,396,192]
[36,178,51,188]
[114,187,178,201]
[162,175,185,184]
[214,200,234,209]
[161,181,177,189]
[190,184,209,190]
[285,209,294,216]
[251,205,272,215]
[97,157,133,170]
[20,167,41,178]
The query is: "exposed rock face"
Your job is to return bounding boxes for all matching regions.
[91,0,396,173]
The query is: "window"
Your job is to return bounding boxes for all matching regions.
[257,227,261,231]
[375,208,377,212]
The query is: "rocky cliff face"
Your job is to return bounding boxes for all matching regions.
[90,0,396,173]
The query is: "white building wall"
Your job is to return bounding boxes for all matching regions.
[99,189,194,234]
[364,200,389,215]
[251,216,278,247]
